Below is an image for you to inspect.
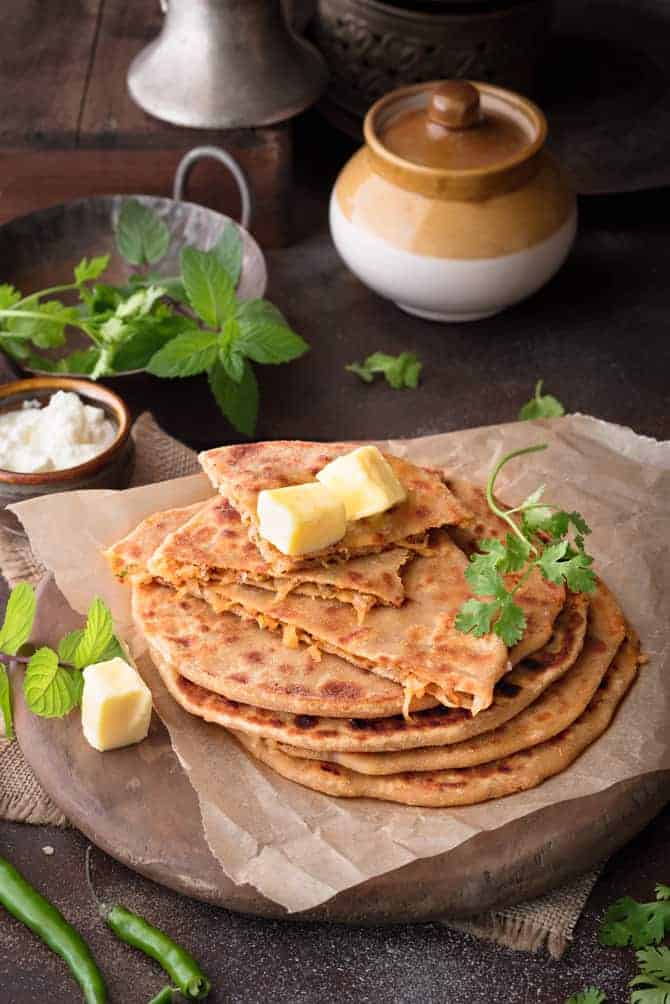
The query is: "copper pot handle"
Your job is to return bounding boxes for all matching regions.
[173,146,254,230]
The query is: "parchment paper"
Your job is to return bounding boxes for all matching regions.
[9,415,670,912]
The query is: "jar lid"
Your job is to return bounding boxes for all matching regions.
[365,80,548,200]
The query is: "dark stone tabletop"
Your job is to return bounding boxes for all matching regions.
[0,113,669,1002]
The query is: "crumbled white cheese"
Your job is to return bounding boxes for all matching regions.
[0,391,116,473]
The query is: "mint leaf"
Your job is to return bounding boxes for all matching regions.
[113,315,196,372]
[74,255,110,285]
[212,223,243,287]
[73,598,114,670]
[235,300,308,364]
[147,328,217,378]
[0,583,36,657]
[116,199,170,266]
[495,597,527,646]
[100,635,126,662]
[181,247,235,328]
[208,357,258,437]
[24,648,83,718]
[346,351,422,390]
[219,334,245,383]
[58,629,84,665]
[0,666,14,740]
[565,990,607,1004]
[455,598,499,637]
[656,885,670,901]
[0,284,21,311]
[519,379,565,420]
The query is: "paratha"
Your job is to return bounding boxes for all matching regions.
[277,587,623,770]
[131,578,436,718]
[149,590,590,753]
[234,630,640,807]
[198,441,470,573]
[197,529,510,715]
[148,496,411,620]
[104,502,206,581]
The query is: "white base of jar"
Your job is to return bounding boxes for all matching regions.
[330,195,577,324]
[397,304,501,322]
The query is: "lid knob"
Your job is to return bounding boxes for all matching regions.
[428,81,480,130]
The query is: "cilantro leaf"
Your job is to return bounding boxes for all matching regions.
[208,357,259,437]
[74,255,110,285]
[536,540,570,583]
[565,990,607,1004]
[465,554,506,598]
[518,379,566,420]
[499,532,531,573]
[600,888,670,949]
[235,300,308,364]
[23,648,83,718]
[494,596,527,646]
[0,583,36,657]
[562,551,597,593]
[181,246,235,328]
[212,223,243,287]
[454,598,499,638]
[73,598,114,670]
[346,351,422,390]
[116,199,170,267]
[146,329,218,378]
[0,665,14,740]
[52,348,101,375]
[630,946,670,1003]
[6,300,74,349]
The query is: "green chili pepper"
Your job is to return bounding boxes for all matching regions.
[105,904,210,998]
[0,855,107,1003]
[148,987,179,1004]
[86,847,210,1000]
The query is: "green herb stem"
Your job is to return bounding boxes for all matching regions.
[15,282,80,307]
[486,443,548,553]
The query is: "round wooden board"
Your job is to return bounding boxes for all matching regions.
[14,577,670,923]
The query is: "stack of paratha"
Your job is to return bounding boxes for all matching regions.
[105,441,642,808]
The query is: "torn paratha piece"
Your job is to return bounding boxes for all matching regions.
[198,441,471,573]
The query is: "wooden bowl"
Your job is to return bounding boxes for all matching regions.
[0,377,135,507]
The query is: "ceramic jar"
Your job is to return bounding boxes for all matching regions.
[329,80,577,321]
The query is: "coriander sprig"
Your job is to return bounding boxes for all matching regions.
[0,585,121,737]
[346,351,422,390]
[518,379,565,420]
[0,200,308,436]
[455,443,597,647]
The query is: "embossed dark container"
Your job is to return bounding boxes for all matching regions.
[311,0,552,129]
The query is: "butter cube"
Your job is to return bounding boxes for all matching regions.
[257,482,346,556]
[82,657,152,752]
[316,446,406,521]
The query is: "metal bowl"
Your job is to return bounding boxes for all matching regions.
[0,148,268,378]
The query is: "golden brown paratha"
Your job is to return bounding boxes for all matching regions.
[148,496,411,619]
[197,529,510,714]
[131,578,436,718]
[104,502,206,581]
[234,630,640,807]
[278,589,623,771]
[198,441,470,573]
[148,590,590,753]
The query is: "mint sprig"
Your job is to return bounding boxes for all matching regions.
[347,351,422,390]
[0,585,125,735]
[564,990,607,1004]
[0,203,308,436]
[455,443,596,647]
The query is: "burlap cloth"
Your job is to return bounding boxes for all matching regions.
[0,413,600,957]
